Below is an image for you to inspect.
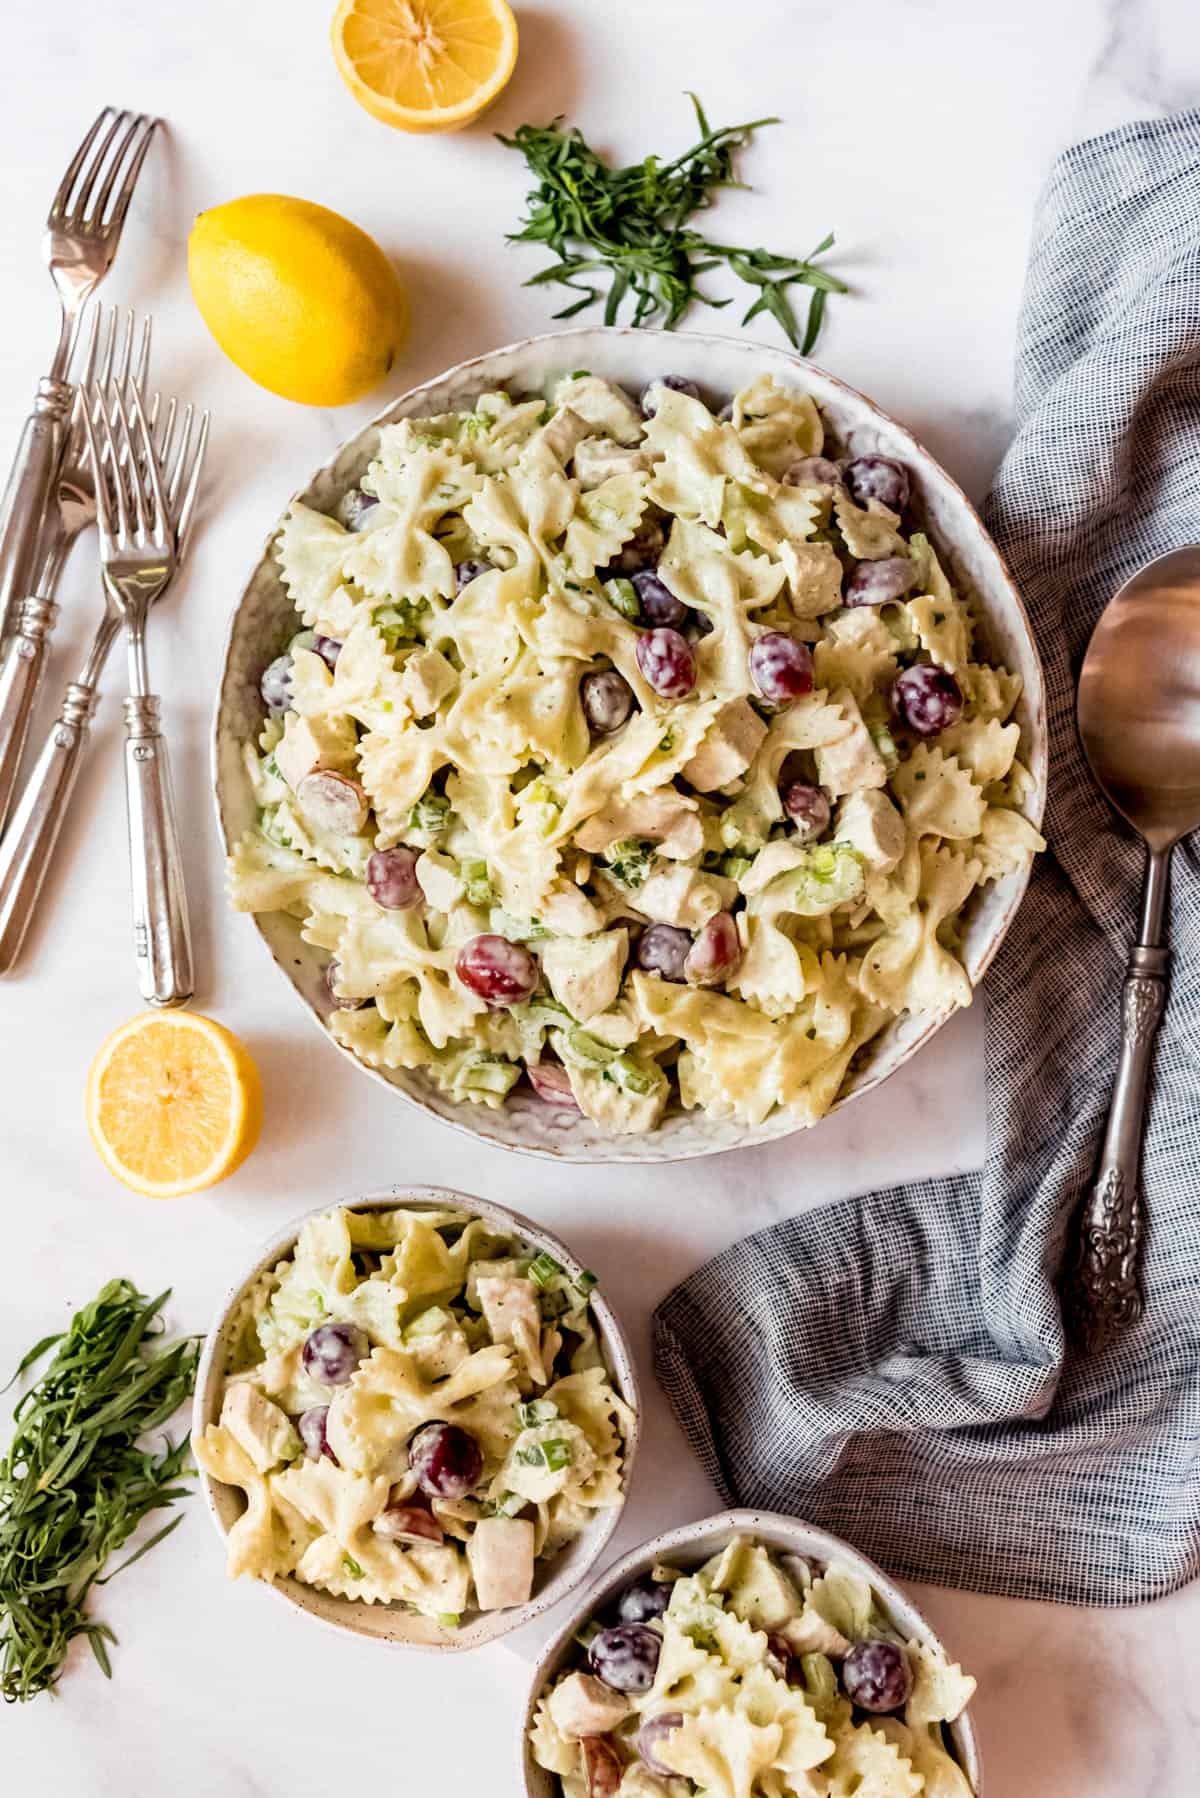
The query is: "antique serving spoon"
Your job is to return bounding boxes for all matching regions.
[1068,544,1200,1348]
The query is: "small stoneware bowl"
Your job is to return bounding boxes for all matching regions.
[193,1184,640,1653]
[213,325,1048,1164]
[521,1507,983,1794]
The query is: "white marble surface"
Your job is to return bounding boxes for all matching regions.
[2,0,1198,1791]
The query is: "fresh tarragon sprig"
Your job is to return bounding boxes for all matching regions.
[498,93,847,353]
[0,1280,199,1702]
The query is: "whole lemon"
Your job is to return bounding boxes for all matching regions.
[188,194,407,406]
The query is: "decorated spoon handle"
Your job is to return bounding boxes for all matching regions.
[1066,939,1170,1349]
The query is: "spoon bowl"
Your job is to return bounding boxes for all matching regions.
[1078,544,1200,853]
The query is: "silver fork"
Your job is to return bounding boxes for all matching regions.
[0,382,207,995]
[0,109,159,641]
[0,309,150,836]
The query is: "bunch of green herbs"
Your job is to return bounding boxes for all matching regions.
[0,1279,199,1702]
[498,93,847,352]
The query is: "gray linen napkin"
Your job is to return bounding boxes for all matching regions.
[653,111,1200,1607]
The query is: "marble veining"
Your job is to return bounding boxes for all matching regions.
[1,0,1198,1793]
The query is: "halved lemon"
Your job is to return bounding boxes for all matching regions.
[331,0,518,133]
[86,1013,263,1199]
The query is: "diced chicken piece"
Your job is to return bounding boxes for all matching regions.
[477,1276,541,1350]
[415,849,463,911]
[401,648,456,718]
[740,839,808,895]
[813,691,887,798]
[834,789,906,873]
[682,699,768,793]
[547,1672,634,1740]
[466,1516,535,1609]
[273,712,356,790]
[551,375,645,446]
[220,1383,300,1473]
[540,881,605,937]
[538,406,592,465]
[637,865,738,930]
[575,792,703,862]
[574,436,649,489]
[542,930,628,1023]
[778,1608,851,1657]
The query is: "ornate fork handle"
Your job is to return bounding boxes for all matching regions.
[0,595,61,835]
[123,695,193,1007]
[1065,944,1169,1348]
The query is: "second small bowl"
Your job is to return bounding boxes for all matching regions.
[522,1507,982,1793]
[193,1184,641,1652]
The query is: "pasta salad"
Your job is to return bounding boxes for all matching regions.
[194,1204,633,1621]
[229,368,1044,1135]
[530,1535,977,1797]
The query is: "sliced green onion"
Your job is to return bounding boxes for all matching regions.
[437,1613,462,1629]
[574,1270,598,1295]
[602,576,640,621]
[489,1491,527,1519]
[527,1251,563,1288]
[518,1399,560,1427]
[516,1439,572,1471]
[342,1554,365,1580]
[409,791,450,834]
[566,1029,614,1070]
[461,858,496,906]
[607,1053,655,1095]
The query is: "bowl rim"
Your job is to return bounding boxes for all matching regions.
[518,1504,983,1794]
[191,1183,642,1653]
[212,324,1047,1163]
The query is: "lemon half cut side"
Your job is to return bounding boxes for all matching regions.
[86,1013,263,1199]
[332,0,519,133]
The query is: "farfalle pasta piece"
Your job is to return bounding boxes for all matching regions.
[906,593,973,675]
[963,660,1022,722]
[937,716,1020,786]
[276,501,353,623]
[891,743,987,839]
[658,1680,832,1798]
[193,1425,311,1580]
[858,845,980,1013]
[822,1721,923,1798]
[905,1639,978,1725]
[644,388,767,527]
[562,470,650,578]
[832,488,908,560]
[658,517,786,701]
[731,373,824,478]
[813,610,899,704]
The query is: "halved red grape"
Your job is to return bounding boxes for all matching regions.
[296,770,368,835]
[891,664,964,737]
[527,1061,581,1108]
[455,558,492,591]
[781,781,832,839]
[337,487,379,532]
[608,515,666,575]
[298,1405,337,1462]
[366,845,422,910]
[749,632,814,704]
[617,1574,672,1623]
[260,654,293,713]
[844,556,918,608]
[581,669,635,735]
[684,911,741,986]
[373,1504,445,1544]
[636,627,695,699]
[589,1623,661,1693]
[408,1421,483,1498]
[324,960,364,1010]
[845,456,910,513]
[783,455,842,488]
[633,570,688,628]
[455,935,540,1008]
[637,1713,684,1776]
[641,375,700,417]
[313,634,342,670]
[841,1640,912,1712]
[302,1322,368,1387]
[582,1737,622,1798]
[635,924,692,982]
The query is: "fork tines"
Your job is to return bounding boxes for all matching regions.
[48,108,160,237]
[81,375,210,553]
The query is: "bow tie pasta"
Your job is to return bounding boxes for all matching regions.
[194,1205,633,1622]
[230,370,1043,1135]
[530,1534,977,1798]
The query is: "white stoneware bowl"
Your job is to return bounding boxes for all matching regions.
[521,1507,983,1794]
[213,327,1048,1162]
[193,1185,640,1652]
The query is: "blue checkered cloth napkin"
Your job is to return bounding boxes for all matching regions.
[653,111,1200,1605]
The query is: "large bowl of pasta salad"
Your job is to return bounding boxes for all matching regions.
[523,1510,981,1797]
[215,328,1047,1159]
[192,1187,639,1651]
